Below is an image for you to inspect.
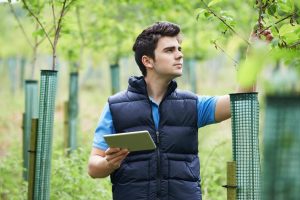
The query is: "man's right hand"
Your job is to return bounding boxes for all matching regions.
[88,147,129,178]
[105,147,129,170]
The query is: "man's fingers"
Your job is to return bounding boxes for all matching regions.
[106,151,129,169]
[105,147,121,155]
[109,152,128,164]
[105,149,129,161]
[261,29,273,42]
[250,28,273,43]
[266,34,274,42]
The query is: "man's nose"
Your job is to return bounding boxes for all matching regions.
[175,50,183,59]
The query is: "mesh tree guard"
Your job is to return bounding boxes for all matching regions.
[8,57,17,94]
[23,80,39,180]
[64,101,69,153]
[263,96,300,200]
[110,63,120,94]
[0,59,3,73]
[33,70,57,200]
[20,57,26,89]
[230,92,261,200]
[183,59,197,93]
[188,59,197,93]
[67,72,79,153]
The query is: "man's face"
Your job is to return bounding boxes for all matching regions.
[152,36,183,80]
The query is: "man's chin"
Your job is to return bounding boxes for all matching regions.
[170,73,182,80]
[174,72,183,78]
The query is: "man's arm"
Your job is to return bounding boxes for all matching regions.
[88,147,129,178]
[214,86,256,122]
[214,28,273,123]
[214,95,230,122]
[88,102,129,178]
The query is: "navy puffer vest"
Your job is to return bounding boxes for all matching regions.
[108,76,201,200]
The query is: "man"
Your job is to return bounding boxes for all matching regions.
[88,21,272,200]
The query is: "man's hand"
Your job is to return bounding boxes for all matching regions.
[105,147,129,170]
[249,25,274,44]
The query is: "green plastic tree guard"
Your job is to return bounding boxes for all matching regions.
[230,92,261,200]
[20,57,26,89]
[33,70,57,200]
[67,72,79,153]
[183,59,197,93]
[23,80,39,180]
[110,63,120,94]
[0,58,2,74]
[188,59,197,93]
[8,57,17,94]
[263,95,300,200]
[64,101,69,153]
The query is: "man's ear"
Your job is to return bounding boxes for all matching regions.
[141,55,154,69]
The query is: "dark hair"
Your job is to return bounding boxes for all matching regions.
[132,21,181,76]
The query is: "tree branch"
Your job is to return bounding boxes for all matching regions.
[9,2,33,48]
[257,0,264,31]
[258,13,295,34]
[51,0,69,70]
[287,40,300,48]
[212,41,239,67]
[65,0,77,16]
[200,0,250,45]
[21,0,54,49]
[76,6,85,70]
[76,6,85,46]
[54,0,68,46]
[51,0,57,31]
[36,25,55,46]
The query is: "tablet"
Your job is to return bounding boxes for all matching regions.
[103,130,156,152]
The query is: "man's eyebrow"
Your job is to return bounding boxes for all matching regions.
[163,46,181,50]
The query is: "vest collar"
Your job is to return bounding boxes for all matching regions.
[128,76,177,97]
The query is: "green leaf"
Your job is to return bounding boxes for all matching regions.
[267,4,277,16]
[238,57,264,87]
[195,8,206,20]
[204,11,211,18]
[277,0,294,15]
[237,43,269,87]
[208,0,222,7]
[279,24,299,36]
[32,29,45,37]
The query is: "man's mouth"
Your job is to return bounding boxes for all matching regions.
[174,63,182,67]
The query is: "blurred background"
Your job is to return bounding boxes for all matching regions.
[0,0,299,199]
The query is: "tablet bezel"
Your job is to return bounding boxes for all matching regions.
[103,130,156,152]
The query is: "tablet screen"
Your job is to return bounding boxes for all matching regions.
[103,130,156,152]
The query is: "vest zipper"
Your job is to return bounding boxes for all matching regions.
[146,96,162,199]
[146,83,174,199]
[156,131,161,198]
[156,131,160,144]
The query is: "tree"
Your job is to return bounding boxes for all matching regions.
[21,0,78,70]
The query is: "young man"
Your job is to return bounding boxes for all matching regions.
[88,21,272,200]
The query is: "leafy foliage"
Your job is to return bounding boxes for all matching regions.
[198,0,300,94]
[50,148,112,200]
[0,147,112,199]
[0,151,27,199]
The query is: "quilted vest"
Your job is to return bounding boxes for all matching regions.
[108,76,201,200]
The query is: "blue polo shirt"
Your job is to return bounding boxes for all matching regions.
[93,96,218,150]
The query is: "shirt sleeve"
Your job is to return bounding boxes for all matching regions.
[93,103,115,150]
[197,96,219,128]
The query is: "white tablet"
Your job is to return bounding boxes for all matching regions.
[103,130,156,152]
